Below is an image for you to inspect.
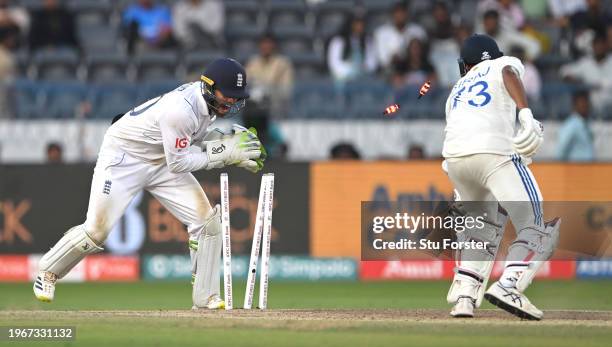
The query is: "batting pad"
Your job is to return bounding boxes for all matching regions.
[39,225,104,278]
[192,206,222,308]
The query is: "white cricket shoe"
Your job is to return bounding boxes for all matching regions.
[450,297,475,318]
[192,294,225,310]
[484,281,543,320]
[33,271,57,303]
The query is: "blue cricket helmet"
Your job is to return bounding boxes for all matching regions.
[458,34,503,76]
[201,58,249,115]
[201,58,249,99]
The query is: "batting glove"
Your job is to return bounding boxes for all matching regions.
[513,108,543,158]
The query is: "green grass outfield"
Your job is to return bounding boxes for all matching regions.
[1,280,611,346]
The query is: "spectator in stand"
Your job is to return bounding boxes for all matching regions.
[407,144,425,159]
[557,91,594,162]
[481,10,540,60]
[172,0,224,49]
[246,33,294,117]
[425,1,455,41]
[477,0,525,31]
[569,0,612,56]
[571,0,611,36]
[0,26,15,80]
[0,26,16,119]
[123,0,175,53]
[0,0,29,46]
[330,142,361,160]
[608,24,612,50]
[28,0,79,51]
[547,0,586,23]
[374,1,426,72]
[391,38,436,88]
[327,14,377,85]
[510,46,541,100]
[46,142,64,164]
[426,2,461,87]
[560,32,612,113]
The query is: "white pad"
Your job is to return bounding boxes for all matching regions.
[39,225,103,278]
[192,205,222,308]
[507,217,561,292]
[447,204,508,307]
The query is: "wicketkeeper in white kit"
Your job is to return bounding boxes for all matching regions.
[443,35,560,320]
[33,58,265,309]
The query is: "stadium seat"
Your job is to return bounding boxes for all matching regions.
[134,51,178,82]
[272,26,316,55]
[78,25,122,54]
[137,80,182,104]
[362,0,394,32]
[43,81,88,119]
[287,52,326,80]
[227,27,264,63]
[344,81,394,118]
[394,84,445,119]
[90,82,138,119]
[226,0,261,29]
[541,82,576,120]
[267,0,311,31]
[291,80,343,118]
[86,52,130,83]
[68,0,113,28]
[32,48,81,81]
[14,50,30,78]
[183,50,226,79]
[11,79,44,119]
[528,96,547,120]
[19,0,43,11]
[313,0,354,40]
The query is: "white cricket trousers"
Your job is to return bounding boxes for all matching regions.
[445,153,543,233]
[84,136,212,244]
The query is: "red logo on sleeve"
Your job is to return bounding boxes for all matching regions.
[175,138,188,148]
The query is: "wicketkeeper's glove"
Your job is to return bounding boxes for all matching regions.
[513,108,543,158]
[203,125,262,170]
[232,125,267,173]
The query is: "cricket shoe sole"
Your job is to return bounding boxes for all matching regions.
[484,281,543,320]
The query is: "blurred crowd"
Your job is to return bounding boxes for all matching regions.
[0,0,609,162]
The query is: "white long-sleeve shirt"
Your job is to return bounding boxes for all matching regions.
[105,82,215,173]
[327,36,378,81]
[373,22,427,68]
[172,0,224,45]
[560,54,612,112]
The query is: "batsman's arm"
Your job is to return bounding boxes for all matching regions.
[502,65,529,110]
[504,64,544,157]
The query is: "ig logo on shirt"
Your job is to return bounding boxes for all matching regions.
[175,138,188,149]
